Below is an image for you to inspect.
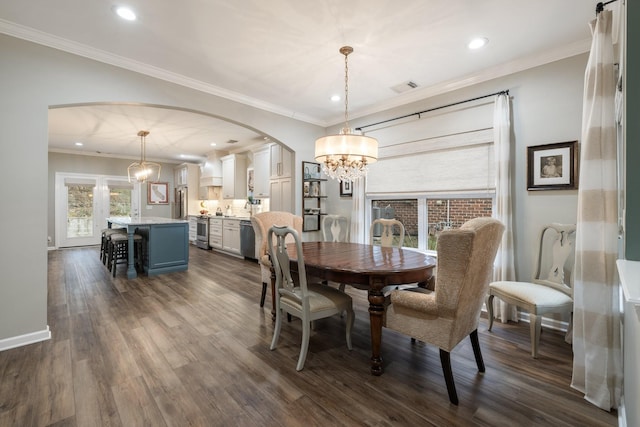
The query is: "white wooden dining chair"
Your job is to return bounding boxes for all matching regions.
[322,215,349,243]
[370,218,405,247]
[268,225,354,371]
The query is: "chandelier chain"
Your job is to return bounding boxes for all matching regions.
[344,50,349,130]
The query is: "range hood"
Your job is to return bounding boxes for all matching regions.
[200,176,222,186]
[200,152,223,187]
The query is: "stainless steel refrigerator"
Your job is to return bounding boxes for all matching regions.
[174,186,188,219]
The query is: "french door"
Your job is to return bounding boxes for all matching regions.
[55,173,140,248]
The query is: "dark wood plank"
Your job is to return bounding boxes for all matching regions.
[0,245,617,426]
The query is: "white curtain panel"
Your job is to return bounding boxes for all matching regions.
[491,93,517,322]
[350,178,366,243]
[571,9,622,411]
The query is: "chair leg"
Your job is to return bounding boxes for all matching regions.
[296,319,311,371]
[470,329,485,372]
[530,313,542,358]
[345,307,354,350]
[486,295,495,331]
[270,308,283,351]
[439,349,459,405]
[260,282,267,307]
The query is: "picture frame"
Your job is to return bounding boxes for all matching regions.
[340,180,353,197]
[147,182,169,204]
[527,141,578,190]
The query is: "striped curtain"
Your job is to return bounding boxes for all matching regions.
[571,9,622,411]
[492,93,517,321]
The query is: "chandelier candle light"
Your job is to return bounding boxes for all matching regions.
[315,46,378,182]
[128,130,161,183]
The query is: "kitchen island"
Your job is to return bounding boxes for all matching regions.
[106,217,189,278]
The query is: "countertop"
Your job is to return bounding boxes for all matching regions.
[107,216,189,226]
[193,215,251,221]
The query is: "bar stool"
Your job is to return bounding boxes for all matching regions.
[108,233,144,277]
[100,228,126,265]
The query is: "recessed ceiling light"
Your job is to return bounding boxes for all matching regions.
[115,6,137,21]
[468,37,488,50]
[210,142,217,147]
[74,142,83,146]
[331,95,340,102]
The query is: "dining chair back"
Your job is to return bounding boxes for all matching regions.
[487,223,576,358]
[384,217,504,404]
[322,215,349,242]
[268,225,354,371]
[370,218,405,247]
[251,211,303,307]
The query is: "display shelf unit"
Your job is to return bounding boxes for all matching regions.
[302,161,326,231]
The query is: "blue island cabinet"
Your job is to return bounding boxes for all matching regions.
[106,217,189,278]
[137,222,189,276]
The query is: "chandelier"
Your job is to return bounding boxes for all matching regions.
[128,130,161,183]
[315,46,378,182]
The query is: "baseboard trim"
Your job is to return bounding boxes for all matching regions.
[482,307,570,332]
[0,326,51,351]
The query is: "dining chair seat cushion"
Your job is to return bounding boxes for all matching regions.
[281,283,352,313]
[489,281,573,313]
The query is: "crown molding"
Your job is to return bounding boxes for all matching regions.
[0,19,325,127]
[332,38,592,127]
[2,19,591,130]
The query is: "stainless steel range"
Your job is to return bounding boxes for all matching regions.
[196,216,210,249]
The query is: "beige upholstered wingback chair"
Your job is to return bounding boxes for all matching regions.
[487,223,576,358]
[251,211,303,308]
[384,217,504,405]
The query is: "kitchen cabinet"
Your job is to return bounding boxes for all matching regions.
[221,154,247,200]
[209,217,223,249]
[198,186,220,200]
[269,177,293,212]
[302,161,326,231]
[188,216,197,243]
[222,218,241,255]
[252,146,270,198]
[270,143,292,179]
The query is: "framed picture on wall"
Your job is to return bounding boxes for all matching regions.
[527,141,578,190]
[340,180,353,197]
[148,182,169,204]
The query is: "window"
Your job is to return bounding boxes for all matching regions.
[369,196,493,251]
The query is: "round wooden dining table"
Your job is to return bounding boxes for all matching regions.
[286,241,436,376]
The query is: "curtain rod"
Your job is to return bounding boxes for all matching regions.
[596,0,619,14]
[355,90,509,132]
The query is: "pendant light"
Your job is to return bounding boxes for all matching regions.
[315,46,378,182]
[127,130,161,183]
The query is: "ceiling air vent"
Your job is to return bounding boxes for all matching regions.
[391,81,419,94]
[226,139,238,144]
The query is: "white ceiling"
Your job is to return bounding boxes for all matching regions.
[0,0,602,162]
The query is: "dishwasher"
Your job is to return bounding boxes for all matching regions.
[240,220,256,260]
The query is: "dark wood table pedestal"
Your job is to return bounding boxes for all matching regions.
[285,242,435,375]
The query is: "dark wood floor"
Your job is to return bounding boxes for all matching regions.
[0,246,617,426]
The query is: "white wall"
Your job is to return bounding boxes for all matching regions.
[48,153,181,244]
[0,31,587,346]
[0,34,323,344]
[331,53,587,282]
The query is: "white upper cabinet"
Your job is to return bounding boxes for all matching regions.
[252,146,270,198]
[221,153,247,200]
[270,143,292,179]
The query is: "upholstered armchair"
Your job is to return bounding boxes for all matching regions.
[384,217,504,404]
[251,211,303,310]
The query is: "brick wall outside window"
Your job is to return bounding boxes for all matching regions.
[372,198,493,248]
